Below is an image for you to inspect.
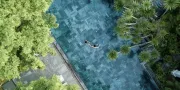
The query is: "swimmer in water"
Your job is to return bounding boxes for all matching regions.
[91,44,99,48]
[84,40,99,48]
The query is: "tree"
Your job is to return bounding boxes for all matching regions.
[0,0,58,80]
[122,8,137,21]
[139,51,151,62]
[163,0,179,10]
[16,75,79,90]
[107,50,118,60]
[151,49,160,59]
[120,45,130,55]
[142,0,152,10]
[129,1,140,12]
[114,0,124,11]
[165,87,172,90]
[114,0,180,89]
[132,36,142,44]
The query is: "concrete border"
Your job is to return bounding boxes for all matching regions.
[141,62,161,90]
[53,41,88,90]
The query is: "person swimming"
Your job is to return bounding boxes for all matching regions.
[84,40,99,48]
[91,44,99,48]
[84,40,89,44]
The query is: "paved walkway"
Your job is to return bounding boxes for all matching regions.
[3,42,86,90]
[40,43,83,88]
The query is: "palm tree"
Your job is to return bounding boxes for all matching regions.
[132,36,142,44]
[142,0,152,10]
[118,32,132,40]
[120,45,130,55]
[151,37,159,46]
[138,6,156,18]
[157,30,168,39]
[108,50,118,60]
[151,49,160,59]
[135,18,151,32]
[114,0,124,11]
[122,8,137,21]
[139,51,151,62]
[163,0,179,10]
[115,25,132,40]
[130,1,140,12]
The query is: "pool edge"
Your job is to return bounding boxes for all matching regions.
[53,41,88,90]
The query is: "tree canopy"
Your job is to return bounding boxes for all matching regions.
[16,75,79,90]
[139,51,151,62]
[114,0,180,60]
[120,45,130,55]
[108,50,118,60]
[0,0,58,80]
[114,0,180,89]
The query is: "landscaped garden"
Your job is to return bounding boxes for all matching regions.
[112,0,180,90]
[0,0,78,90]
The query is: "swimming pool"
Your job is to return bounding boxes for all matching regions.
[48,0,159,90]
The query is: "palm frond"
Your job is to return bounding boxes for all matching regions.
[142,0,152,10]
[120,45,130,55]
[151,49,160,59]
[139,51,151,62]
[108,50,118,60]
[164,0,179,10]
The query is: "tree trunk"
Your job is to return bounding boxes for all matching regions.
[160,9,168,18]
[125,23,136,26]
[132,16,137,20]
[127,26,135,29]
[131,41,152,48]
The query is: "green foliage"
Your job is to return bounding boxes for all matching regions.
[164,55,173,63]
[122,8,136,21]
[157,30,168,39]
[151,38,159,46]
[151,49,160,59]
[135,18,152,33]
[139,51,150,62]
[120,45,130,55]
[142,0,152,10]
[130,1,140,12]
[164,87,172,90]
[16,75,79,90]
[0,0,58,80]
[114,1,180,89]
[174,81,180,90]
[164,0,180,10]
[132,36,141,44]
[115,25,132,40]
[165,81,174,87]
[114,0,124,11]
[108,50,118,60]
[154,63,166,84]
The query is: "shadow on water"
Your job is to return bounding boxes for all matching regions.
[101,0,114,7]
[128,50,135,58]
[139,71,159,90]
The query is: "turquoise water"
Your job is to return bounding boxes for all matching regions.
[48,0,158,90]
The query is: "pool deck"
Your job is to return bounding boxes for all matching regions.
[52,42,87,90]
[2,42,87,90]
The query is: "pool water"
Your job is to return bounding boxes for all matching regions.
[48,0,159,90]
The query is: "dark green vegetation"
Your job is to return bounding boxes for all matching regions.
[0,0,79,89]
[0,0,58,81]
[111,0,180,89]
[16,75,79,90]
[108,50,118,60]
